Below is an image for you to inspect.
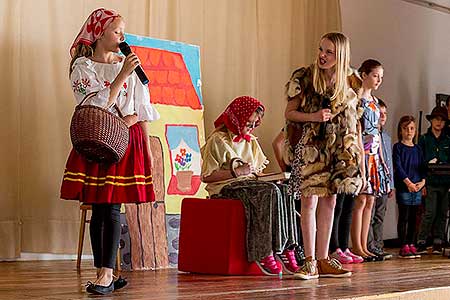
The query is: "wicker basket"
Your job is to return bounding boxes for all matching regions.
[70,93,129,164]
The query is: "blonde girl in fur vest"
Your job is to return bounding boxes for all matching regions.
[285,32,364,280]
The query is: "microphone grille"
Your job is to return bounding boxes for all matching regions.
[119,42,131,55]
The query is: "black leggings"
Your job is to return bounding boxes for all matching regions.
[397,203,418,246]
[90,204,121,269]
[329,194,355,252]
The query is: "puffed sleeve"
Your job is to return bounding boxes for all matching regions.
[251,138,269,173]
[70,57,110,107]
[134,78,160,122]
[201,133,232,178]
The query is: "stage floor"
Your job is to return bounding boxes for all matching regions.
[2,252,450,299]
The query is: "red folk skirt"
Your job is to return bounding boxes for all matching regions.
[60,123,155,204]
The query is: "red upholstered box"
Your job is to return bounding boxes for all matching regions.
[178,198,264,275]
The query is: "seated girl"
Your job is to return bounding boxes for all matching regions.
[201,96,299,275]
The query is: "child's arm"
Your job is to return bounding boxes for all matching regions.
[285,95,331,123]
[403,178,419,192]
[201,163,253,183]
[272,130,287,172]
[415,179,426,191]
[357,121,367,190]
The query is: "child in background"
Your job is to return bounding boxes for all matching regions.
[416,106,450,254]
[368,99,394,260]
[351,59,390,262]
[393,116,426,258]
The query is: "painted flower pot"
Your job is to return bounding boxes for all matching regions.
[176,170,193,192]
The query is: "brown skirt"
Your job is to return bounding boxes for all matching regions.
[212,180,298,262]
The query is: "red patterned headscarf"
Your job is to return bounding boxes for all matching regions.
[70,8,120,57]
[214,96,265,143]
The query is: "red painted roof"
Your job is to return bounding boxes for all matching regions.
[132,46,202,110]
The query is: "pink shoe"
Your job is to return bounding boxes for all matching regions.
[257,255,282,276]
[331,248,353,264]
[409,244,421,258]
[277,249,299,274]
[344,248,364,263]
[399,245,414,258]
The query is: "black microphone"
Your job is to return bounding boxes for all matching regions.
[119,42,149,85]
[318,96,331,140]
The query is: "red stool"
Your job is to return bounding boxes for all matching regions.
[178,198,265,275]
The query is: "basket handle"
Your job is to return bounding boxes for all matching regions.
[230,157,259,178]
[230,157,246,178]
[78,92,125,118]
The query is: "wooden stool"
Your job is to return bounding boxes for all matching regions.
[76,204,121,271]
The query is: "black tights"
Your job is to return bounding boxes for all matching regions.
[329,194,355,252]
[90,204,121,269]
[397,204,418,246]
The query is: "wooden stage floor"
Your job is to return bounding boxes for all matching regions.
[2,253,450,299]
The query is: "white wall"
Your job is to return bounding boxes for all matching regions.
[341,0,450,239]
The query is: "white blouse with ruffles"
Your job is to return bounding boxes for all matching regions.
[70,56,160,122]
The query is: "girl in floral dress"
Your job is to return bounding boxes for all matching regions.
[351,59,390,261]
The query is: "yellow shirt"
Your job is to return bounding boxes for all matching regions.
[201,128,268,196]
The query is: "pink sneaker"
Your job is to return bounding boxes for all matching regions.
[344,248,364,263]
[399,245,414,258]
[257,255,282,276]
[409,244,421,258]
[330,248,353,264]
[277,249,299,274]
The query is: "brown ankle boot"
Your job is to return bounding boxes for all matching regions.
[317,257,351,278]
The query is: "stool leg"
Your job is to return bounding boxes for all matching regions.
[77,208,87,269]
[114,248,121,276]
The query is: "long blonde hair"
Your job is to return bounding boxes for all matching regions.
[312,32,350,103]
[69,42,96,77]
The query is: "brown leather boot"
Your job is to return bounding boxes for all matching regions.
[317,257,352,278]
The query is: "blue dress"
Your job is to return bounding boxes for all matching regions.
[360,97,390,196]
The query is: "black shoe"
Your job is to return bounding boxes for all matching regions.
[294,246,306,266]
[416,244,428,255]
[85,281,95,294]
[373,254,385,262]
[432,244,443,255]
[371,248,393,260]
[87,280,114,295]
[114,276,128,290]
[363,255,375,262]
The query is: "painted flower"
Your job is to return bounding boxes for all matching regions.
[174,148,192,171]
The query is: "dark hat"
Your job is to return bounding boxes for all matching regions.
[426,106,448,121]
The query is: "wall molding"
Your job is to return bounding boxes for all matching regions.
[401,0,450,14]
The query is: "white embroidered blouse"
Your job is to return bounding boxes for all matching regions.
[70,56,160,122]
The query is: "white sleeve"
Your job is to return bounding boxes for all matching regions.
[134,80,160,122]
[70,60,111,107]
